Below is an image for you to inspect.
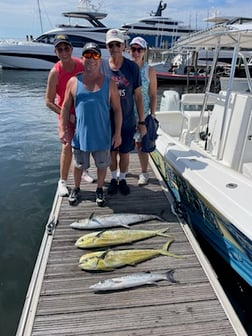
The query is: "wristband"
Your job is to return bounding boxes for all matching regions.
[138,121,145,125]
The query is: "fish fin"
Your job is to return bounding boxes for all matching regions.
[165,270,177,283]
[96,229,107,237]
[157,228,173,238]
[99,249,110,260]
[121,224,131,229]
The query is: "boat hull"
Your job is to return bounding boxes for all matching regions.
[151,133,252,286]
[0,42,110,70]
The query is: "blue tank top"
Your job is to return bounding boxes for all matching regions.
[72,74,111,151]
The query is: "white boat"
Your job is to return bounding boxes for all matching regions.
[151,23,252,286]
[0,1,111,70]
[121,1,196,49]
[152,16,252,82]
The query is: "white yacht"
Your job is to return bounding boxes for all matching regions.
[0,1,111,70]
[121,1,196,49]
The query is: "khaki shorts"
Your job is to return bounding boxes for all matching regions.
[72,149,111,170]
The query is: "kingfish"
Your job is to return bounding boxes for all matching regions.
[79,239,182,271]
[75,228,172,249]
[89,270,177,292]
[70,212,163,230]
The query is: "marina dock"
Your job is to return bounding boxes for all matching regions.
[16,153,246,336]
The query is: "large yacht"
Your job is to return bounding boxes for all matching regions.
[0,1,112,70]
[121,1,196,49]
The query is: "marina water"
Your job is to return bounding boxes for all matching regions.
[0,70,251,336]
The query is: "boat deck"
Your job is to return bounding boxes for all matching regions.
[16,153,246,336]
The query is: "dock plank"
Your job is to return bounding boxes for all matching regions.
[17,153,245,335]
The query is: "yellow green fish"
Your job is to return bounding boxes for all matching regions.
[75,228,172,249]
[79,239,182,271]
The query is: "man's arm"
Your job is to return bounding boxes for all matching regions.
[59,78,75,144]
[110,79,122,148]
[45,69,60,115]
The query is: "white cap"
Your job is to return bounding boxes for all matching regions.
[130,36,147,49]
[106,29,126,44]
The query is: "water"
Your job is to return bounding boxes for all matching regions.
[0,70,60,336]
[0,71,251,336]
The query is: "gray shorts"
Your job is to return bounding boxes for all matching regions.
[72,149,111,170]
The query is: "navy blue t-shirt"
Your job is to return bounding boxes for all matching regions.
[101,57,142,130]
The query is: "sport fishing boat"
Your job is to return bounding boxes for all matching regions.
[0,0,111,70]
[151,23,252,286]
[121,0,196,49]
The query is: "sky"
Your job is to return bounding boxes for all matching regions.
[1,0,252,40]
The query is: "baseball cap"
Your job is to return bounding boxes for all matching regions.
[82,42,101,56]
[106,29,126,44]
[54,34,72,47]
[130,36,147,49]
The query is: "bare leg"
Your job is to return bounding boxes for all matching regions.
[137,143,149,173]
[60,143,72,180]
[73,166,83,189]
[97,167,107,189]
[119,152,129,173]
[110,150,118,172]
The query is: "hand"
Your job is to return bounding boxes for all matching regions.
[59,128,70,145]
[138,124,147,138]
[69,114,76,125]
[112,133,122,149]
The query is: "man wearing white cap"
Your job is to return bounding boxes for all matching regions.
[101,29,146,195]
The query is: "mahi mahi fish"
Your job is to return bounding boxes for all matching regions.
[75,228,172,249]
[79,239,182,271]
[70,212,163,230]
[89,270,177,292]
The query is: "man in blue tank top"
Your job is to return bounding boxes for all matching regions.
[60,42,122,206]
[101,29,146,195]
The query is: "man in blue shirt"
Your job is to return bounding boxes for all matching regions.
[101,29,146,195]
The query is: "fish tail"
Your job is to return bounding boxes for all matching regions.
[165,270,177,283]
[157,228,173,238]
[160,239,183,258]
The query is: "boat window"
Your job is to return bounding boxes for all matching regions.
[34,34,55,44]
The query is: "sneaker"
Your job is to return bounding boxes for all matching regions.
[119,179,130,195]
[58,179,69,197]
[96,188,105,207]
[107,178,118,195]
[68,187,80,206]
[138,173,149,186]
[82,171,95,183]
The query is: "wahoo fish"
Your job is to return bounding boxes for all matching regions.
[89,270,177,292]
[70,212,163,230]
[75,228,172,249]
[79,239,182,271]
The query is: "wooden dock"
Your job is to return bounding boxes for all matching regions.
[16,153,246,336]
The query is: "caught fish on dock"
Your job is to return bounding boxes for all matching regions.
[89,270,177,292]
[70,212,163,230]
[79,239,182,271]
[75,228,173,249]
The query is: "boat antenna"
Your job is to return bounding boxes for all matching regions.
[37,0,43,33]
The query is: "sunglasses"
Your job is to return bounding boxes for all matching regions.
[108,42,122,49]
[57,46,71,53]
[83,52,101,60]
[131,47,144,53]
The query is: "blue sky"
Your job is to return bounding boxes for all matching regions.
[1,0,252,39]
